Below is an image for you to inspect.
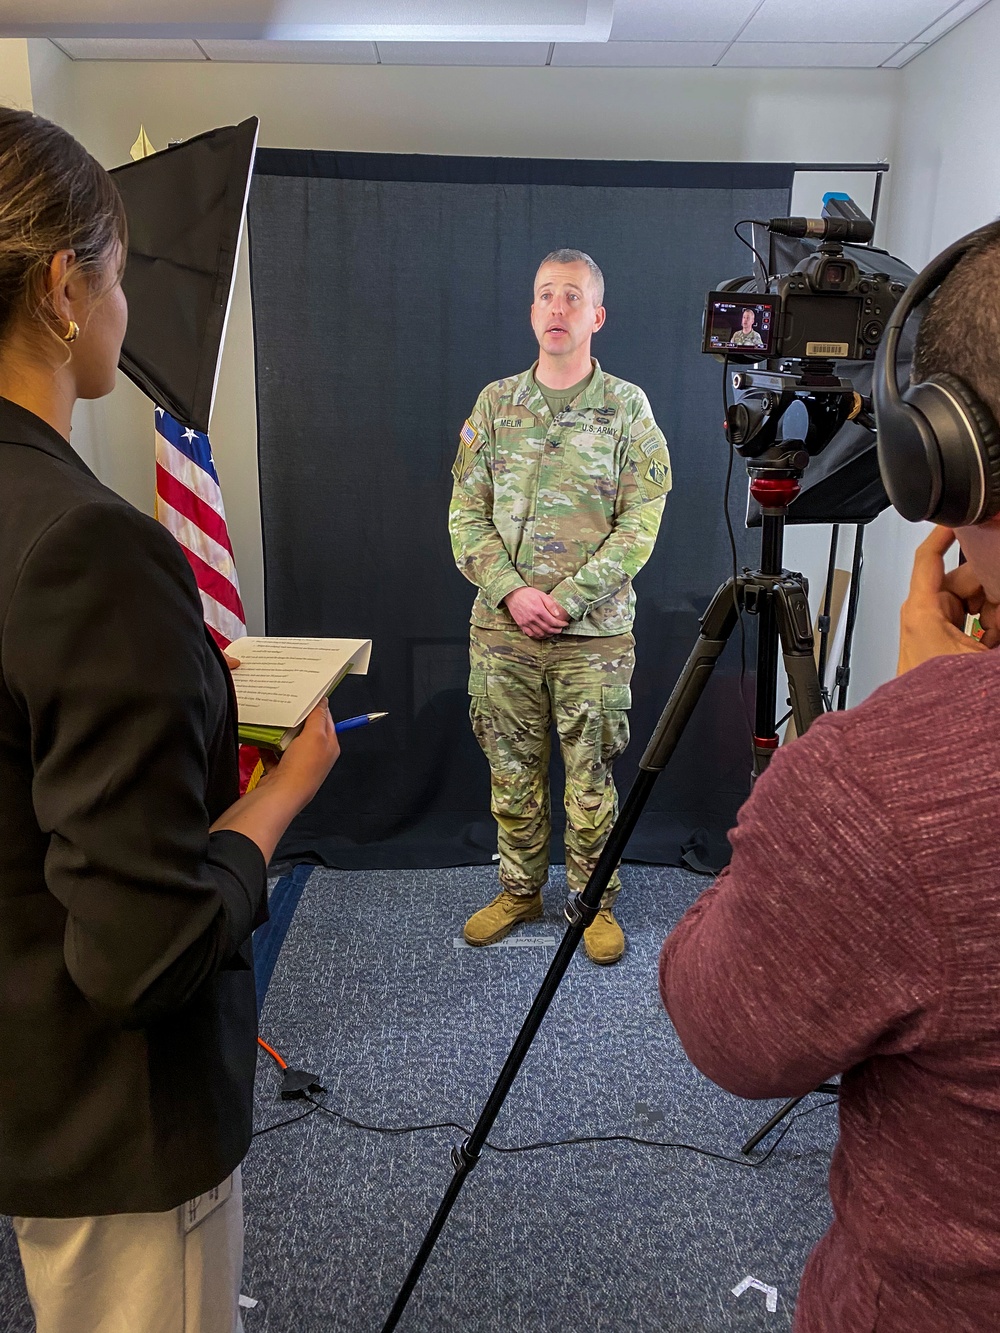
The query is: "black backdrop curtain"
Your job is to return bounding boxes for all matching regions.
[247,152,793,870]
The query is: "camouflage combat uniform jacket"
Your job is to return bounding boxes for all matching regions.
[449,360,671,637]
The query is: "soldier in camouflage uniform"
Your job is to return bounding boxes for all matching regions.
[450,249,671,964]
[729,307,764,349]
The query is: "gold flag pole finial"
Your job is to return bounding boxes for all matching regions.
[129,126,157,161]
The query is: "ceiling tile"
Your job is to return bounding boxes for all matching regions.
[609,0,760,42]
[720,41,903,67]
[742,0,954,44]
[375,41,550,64]
[51,37,206,60]
[880,42,929,66]
[199,40,377,62]
[912,0,992,43]
[552,40,729,66]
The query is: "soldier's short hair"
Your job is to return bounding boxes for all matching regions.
[913,219,1000,428]
[536,249,605,307]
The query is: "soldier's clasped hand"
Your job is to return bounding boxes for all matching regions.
[503,586,571,639]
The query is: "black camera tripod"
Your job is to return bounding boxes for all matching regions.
[380,452,837,1331]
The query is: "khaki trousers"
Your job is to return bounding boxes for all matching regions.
[13,1168,245,1333]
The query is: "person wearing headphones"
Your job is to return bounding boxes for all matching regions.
[659,219,1000,1333]
[0,109,340,1332]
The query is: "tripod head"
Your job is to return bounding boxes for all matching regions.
[725,359,869,463]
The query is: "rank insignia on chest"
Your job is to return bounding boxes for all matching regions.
[645,459,667,487]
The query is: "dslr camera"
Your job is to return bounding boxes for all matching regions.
[702,201,909,461]
[703,212,908,365]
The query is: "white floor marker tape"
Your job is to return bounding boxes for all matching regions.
[238,1295,258,1309]
[732,1275,778,1313]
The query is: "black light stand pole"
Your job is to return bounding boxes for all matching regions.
[380,463,824,1333]
[751,484,783,773]
[835,524,866,709]
[816,524,840,709]
[736,472,838,1154]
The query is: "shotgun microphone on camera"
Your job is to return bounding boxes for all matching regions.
[768,215,875,244]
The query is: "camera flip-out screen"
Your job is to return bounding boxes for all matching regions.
[703,293,780,356]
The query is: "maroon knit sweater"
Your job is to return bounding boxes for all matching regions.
[659,649,1000,1333]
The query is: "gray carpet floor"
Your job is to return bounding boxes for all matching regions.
[0,864,837,1331]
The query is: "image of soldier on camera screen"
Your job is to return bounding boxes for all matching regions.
[729,306,765,349]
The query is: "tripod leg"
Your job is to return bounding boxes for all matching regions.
[773,579,825,738]
[378,577,745,1333]
[638,576,743,774]
[741,1094,807,1154]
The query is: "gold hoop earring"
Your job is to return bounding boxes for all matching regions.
[62,320,79,344]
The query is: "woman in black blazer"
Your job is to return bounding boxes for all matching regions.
[0,110,339,1332]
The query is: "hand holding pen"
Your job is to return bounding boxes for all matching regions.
[334,711,389,734]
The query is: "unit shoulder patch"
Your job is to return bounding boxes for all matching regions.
[645,458,668,489]
[633,432,671,499]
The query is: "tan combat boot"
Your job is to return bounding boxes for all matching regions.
[583,907,625,965]
[463,889,543,946]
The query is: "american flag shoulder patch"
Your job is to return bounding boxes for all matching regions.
[460,419,478,448]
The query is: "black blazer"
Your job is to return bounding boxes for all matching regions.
[0,397,267,1217]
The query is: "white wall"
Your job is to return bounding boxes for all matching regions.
[26,46,901,638]
[31,57,900,164]
[847,0,1000,703]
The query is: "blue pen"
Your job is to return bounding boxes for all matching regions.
[334,711,388,733]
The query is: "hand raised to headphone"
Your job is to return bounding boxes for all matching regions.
[897,526,1000,675]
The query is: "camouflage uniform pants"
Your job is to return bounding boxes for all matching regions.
[468,626,635,905]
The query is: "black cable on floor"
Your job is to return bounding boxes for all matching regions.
[252,1104,321,1139]
[252,1041,838,1168]
[250,1091,837,1170]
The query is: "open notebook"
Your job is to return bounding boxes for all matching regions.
[227,636,372,751]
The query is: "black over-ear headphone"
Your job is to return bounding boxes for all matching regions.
[874,222,1000,526]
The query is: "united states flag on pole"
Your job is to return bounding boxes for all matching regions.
[154,407,262,791]
[154,406,247,649]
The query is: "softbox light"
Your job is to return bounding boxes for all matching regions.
[747,237,918,527]
[110,116,259,434]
